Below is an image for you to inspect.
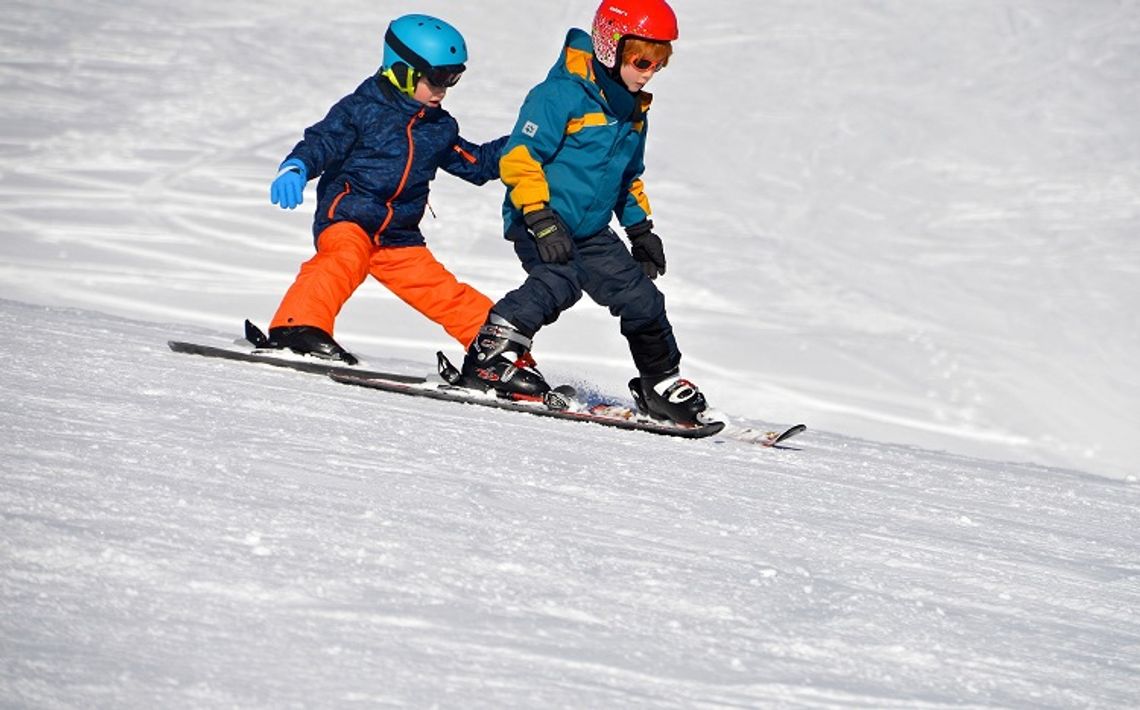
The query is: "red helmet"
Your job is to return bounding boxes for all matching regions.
[591,0,679,69]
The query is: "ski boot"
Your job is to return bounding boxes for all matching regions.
[264,325,358,365]
[629,369,709,426]
[460,315,550,396]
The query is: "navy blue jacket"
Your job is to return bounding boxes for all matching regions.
[286,76,507,247]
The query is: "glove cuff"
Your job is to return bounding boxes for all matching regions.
[625,219,655,239]
[277,158,308,180]
[523,206,556,228]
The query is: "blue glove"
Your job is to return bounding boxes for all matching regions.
[270,158,307,209]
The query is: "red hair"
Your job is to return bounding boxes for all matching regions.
[621,38,673,67]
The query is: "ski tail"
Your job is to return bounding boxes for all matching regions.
[436,350,462,385]
[244,319,269,348]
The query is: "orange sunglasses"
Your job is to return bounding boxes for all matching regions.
[629,56,667,72]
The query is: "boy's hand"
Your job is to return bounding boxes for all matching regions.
[524,207,573,263]
[626,220,666,279]
[270,159,307,209]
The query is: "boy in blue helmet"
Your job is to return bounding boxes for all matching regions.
[264,14,506,364]
[458,0,711,426]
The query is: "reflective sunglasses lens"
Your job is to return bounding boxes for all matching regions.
[425,65,465,88]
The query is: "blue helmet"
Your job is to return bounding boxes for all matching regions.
[382,14,467,73]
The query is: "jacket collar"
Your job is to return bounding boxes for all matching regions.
[553,29,653,120]
[366,74,443,119]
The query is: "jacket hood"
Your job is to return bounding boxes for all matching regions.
[547,28,652,117]
[547,29,604,97]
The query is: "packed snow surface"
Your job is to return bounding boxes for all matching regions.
[2,0,1138,707]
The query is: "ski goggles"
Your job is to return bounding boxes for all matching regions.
[421,64,465,89]
[629,56,667,72]
[385,26,465,89]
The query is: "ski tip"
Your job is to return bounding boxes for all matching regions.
[764,423,807,447]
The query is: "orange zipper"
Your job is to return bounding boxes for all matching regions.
[327,181,350,220]
[453,144,477,164]
[374,109,424,244]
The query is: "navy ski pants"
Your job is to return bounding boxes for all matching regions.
[491,223,681,377]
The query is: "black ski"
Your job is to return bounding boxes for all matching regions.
[167,320,425,383]
[328,369,727,439]
[170,323,800,445]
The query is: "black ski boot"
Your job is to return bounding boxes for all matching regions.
[460,315,550,396]
[265,325,358,365]
[629,369,708,425]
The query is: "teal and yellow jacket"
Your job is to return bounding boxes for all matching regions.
[500,28,654,238]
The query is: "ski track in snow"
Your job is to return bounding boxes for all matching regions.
[2,300,1139,707]
[1,1,1138,479]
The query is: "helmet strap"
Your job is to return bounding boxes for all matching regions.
[609,36,630,78]
[381,64,418,97]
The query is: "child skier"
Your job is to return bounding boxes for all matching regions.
[264,14,505,365]
[458,0,711,425]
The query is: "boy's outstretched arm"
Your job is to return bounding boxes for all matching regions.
[440,134,509,185]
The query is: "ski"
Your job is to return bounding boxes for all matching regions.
[723,423,808,448]
[328,368,727,440]
[170,325,803,445]
[167,320,426,384]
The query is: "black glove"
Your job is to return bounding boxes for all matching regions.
[626,220,666,279]
[524,207,573,264]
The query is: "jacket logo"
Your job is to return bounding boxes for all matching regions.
[522,121,539,137]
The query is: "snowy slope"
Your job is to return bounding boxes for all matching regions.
[1,0,1137,479]
[3,300,1139,707]
[2,0,1140,706]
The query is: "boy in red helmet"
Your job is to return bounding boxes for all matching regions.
[458,0,712,426]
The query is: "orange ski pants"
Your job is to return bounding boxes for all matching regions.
[270,222,493,348]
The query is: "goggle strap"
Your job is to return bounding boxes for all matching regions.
[385,27,431,73]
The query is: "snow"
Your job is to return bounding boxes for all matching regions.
[1,1,1138,707]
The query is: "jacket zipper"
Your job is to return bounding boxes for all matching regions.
[453,144,477,164]
[373,108,425,245]
[582,120,628,221]
[327,181,351,220]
